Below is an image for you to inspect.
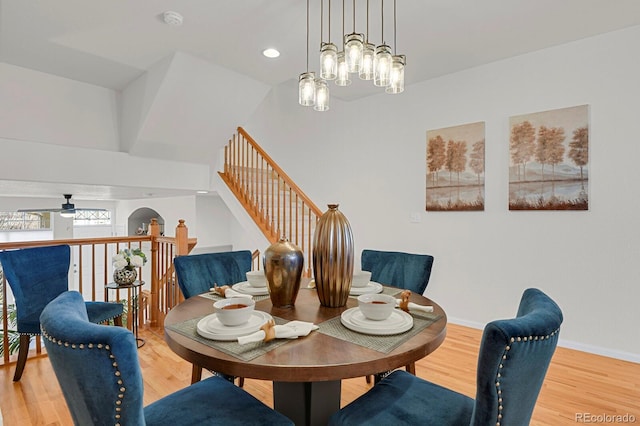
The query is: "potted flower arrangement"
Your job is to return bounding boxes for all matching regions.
[112,248,147,285]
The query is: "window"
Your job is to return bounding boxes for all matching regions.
[73,210,111,226]
[0,212,50,230]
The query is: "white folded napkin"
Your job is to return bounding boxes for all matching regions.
[395,299,434,313]
[209,286,253,299]
[237,321,318,345]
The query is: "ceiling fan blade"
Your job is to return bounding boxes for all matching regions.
[17,207,107,213]
[16,194,107,213]
[17,208,65,212]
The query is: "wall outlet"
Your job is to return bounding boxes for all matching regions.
[410,212,421,223]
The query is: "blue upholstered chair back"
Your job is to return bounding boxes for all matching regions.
[361,249,434,294]
[470,288,563,425]
[0,245,71,334]
[329,288,563,425]
[41,291,146,426]
[174,250,252,298]
[42,291,295,426]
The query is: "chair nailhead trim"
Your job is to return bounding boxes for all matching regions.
[41,326,127,426]
[494,326,561,426]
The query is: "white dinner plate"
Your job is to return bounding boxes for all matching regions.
[196,311,272,341]
[349,281,383,295]
[341,307,413,335]
[232,281,270,296]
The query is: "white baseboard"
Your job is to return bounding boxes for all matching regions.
[447,317,640,364]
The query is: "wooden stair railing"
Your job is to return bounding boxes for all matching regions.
[219,127,323,276]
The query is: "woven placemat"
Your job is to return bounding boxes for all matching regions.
[318,311,442,354]
[199,291,271,302]
[165,315,291,361]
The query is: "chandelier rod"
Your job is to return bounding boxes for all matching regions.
[366,0,369,42]
[306,0,310,71]
[352,0,356,31]
[321,0,324,43]
[381,0,385,44]
[342,0,345,41]
[329,0,332,43]
[393,0,396,53]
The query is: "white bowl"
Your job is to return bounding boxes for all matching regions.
[213,297,256,326]
[246,270,267,288]
[351,270,372,288]
[357,293,395,321]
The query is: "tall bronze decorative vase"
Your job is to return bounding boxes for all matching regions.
[312,204,354,307]
[264,237,304,308]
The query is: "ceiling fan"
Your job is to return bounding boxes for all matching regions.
[17,194,106,217]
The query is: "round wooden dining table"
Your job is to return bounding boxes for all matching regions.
[164,285,447,426]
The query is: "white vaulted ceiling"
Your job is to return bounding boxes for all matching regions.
[1,0,640,200]
[3,1,640,96]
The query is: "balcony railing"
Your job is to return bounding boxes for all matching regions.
[0,218,196,367]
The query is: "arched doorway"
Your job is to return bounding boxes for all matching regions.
[128,208,165,236]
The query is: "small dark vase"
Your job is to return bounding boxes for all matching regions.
[113,267,137,286]
[264,237,304,308]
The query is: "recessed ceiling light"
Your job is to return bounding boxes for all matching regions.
[196,190,208,194]
[163,11,183,26]
[263,48,280,58]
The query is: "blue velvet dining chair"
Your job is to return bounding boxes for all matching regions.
[40,291,294,426]
[0,244,123,381]
[173,250,252,298]
[329,288,563,426]
[173,250,253,385]
[361,249,435,382]
[361,249,434,295]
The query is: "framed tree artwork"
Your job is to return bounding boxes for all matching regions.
[509,105,589,210]
[426,121,485,211]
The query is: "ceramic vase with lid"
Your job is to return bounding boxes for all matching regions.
[264,237,304,308]
[312,204,354,307]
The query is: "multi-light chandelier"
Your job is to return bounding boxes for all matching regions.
[299,0,405,111]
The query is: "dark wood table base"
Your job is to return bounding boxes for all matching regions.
[274,381,341,426]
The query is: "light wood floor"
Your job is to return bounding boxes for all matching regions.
[1,323,638,425]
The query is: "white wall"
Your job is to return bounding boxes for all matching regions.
[195,194,233,248]
[0,63,119,150]
[244,26,640,361]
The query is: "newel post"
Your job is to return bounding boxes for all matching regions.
[148,218,160,327]
[175,219,189,256]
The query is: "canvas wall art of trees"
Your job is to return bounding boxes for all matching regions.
[509,105,589,210]
[426,121,485,211]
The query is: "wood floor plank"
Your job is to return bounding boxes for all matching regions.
[1,323,638,425]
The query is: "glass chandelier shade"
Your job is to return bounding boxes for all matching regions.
[335,51,351,86]
[298,71,316,106]
[320,43,338,80]
[344,33,364,73]
[359,42,375,80]
[298,0,406,109]
[373,44,392,87]
[386,54,405,94]
[314,78,330,111]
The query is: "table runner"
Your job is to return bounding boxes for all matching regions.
[165,315,292,361]
[318,311,442,354]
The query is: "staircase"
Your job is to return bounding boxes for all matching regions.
[218,127,322,276]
